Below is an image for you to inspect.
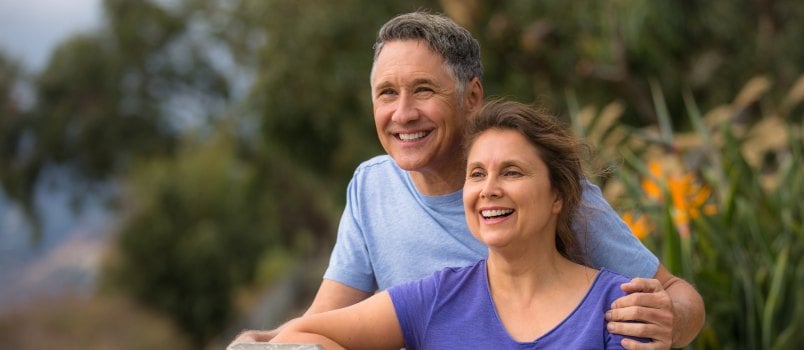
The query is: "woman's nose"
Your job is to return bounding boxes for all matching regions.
[480,177,502,199]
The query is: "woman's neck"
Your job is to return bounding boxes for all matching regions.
[488,250,574,293]
[486,246,596,304]
[485,249,597,342]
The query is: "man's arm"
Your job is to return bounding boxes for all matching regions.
[227,279,372,347]
[576,180,704,348]
[605,264,705,349]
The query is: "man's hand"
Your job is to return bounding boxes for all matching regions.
[606,277,674,350]
[227,329,280,348]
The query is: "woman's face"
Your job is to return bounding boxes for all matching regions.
[463,129,563,250]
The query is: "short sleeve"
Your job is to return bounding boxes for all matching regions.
[323,176,377,292]
[387,273,439,350]
[575,179,659,278]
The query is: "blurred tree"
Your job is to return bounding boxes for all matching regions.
[104,129,271,346]
[0,51,42,237]
[215,0,440,187]
[3,0,801,242]
[472,0,803,126]
[0,0,231,239]
[1,0,801,347]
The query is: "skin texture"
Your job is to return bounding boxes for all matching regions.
[272,291,404,350]
[464,129,599,342]
[228,37,704,350]
[463,129,562,254]
[607,265,704,349]
[266,127,606,348]
[371,40,482,195]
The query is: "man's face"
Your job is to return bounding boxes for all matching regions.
[370,40,466,174]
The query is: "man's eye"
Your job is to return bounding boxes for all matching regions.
[378,89,396,96]
[503,171,522,177]
[468,170,485,178]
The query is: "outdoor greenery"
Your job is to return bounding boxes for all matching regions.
[0,0,801,348]
[577,76,803,349]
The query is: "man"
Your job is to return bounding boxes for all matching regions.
[231,11,704,349]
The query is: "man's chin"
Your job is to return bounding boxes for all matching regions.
[390,155,428,171]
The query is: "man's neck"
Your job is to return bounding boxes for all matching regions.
[408,163,465,196]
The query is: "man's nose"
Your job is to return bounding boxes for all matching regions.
[391,93,419,124]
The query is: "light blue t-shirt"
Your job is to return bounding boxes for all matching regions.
[389,260,644,349]
[324,155,658,292]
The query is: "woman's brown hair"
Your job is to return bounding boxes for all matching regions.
[464,99,589,265]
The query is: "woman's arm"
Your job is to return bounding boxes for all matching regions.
[272,291,405,350]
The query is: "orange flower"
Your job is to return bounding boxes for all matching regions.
[622,211,653,240]
[641,161,664,201]
[640,159,717,238]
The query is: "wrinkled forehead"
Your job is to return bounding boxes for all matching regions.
[369,39,453,86]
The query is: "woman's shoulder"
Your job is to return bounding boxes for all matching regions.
[433,260,486,281]
[597,268,634,283]
[589,268,632,298]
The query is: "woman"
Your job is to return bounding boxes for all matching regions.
[271,100,642,349]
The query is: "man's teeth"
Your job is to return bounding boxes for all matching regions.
[399,131,427,141]
[481,209,513,218]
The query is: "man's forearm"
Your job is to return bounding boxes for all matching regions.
[663,276,705,347]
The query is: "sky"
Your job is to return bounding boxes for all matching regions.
[0,0,102,71]
[0,0,108,313]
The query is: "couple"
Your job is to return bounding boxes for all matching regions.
[231,11,703,349]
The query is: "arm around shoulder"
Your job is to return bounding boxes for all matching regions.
[610,265,705,348]
[577,179,659,278]
[654,265,705,347]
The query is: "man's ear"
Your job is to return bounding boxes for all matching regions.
[465,77,484,113]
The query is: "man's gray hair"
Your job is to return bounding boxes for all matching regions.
[372,11,483,97]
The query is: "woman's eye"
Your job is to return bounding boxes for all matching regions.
[503,170,522,177]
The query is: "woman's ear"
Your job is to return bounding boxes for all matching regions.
[552,193,563,214]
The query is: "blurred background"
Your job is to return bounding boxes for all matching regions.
[0,0,801,349]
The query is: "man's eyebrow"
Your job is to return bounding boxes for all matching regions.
[411,78,434,86]
[373,80,393,91]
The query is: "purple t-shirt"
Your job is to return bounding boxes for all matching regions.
[389,260,642,349]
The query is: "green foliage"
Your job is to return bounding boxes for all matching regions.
[104,130,274,345]
[0,0,233,234]
[597,77,804,349]
[102,122,340,344]
[692,122,802,350]
[0,0,802,347]
[475,0,804,125]
[0,52,40,233]
[233,0,438,185]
